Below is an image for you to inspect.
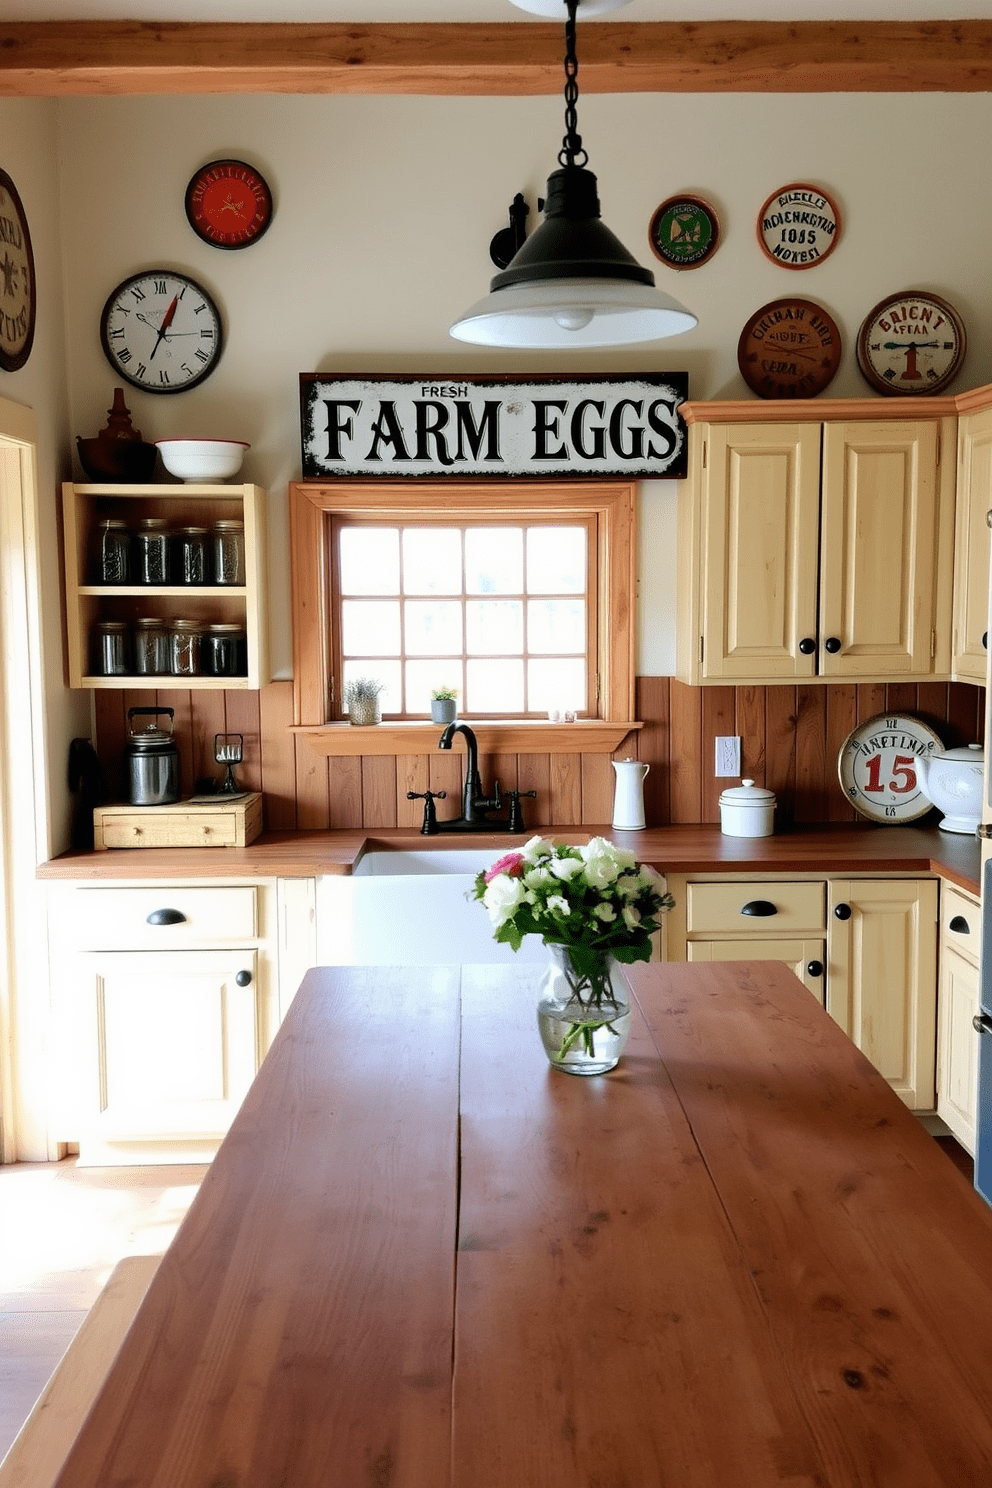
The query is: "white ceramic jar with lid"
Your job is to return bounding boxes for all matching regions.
[917,742,984,833]
[719,779,776,837]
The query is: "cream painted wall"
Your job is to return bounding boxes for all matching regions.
[50,89,992,680]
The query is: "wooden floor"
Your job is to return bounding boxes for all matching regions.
[0,1136,978,1467]
[0,1159,205,1461]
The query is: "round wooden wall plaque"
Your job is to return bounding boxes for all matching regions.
[737,297,842,399]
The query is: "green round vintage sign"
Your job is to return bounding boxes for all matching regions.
[648,195,720,270]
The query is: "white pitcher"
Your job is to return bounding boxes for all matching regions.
[612,757,649,830]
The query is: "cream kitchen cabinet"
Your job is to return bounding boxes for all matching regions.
[666,872,938,1110]
[952,397,992,683]
[936,883,981,1153]
[49,879,279,1164]
[676,411,956,686]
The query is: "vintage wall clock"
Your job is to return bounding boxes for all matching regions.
[648,194,720,270]
[0,167,36,373]
[837,713,943,824]
[737,297,842,400]
[756,182,841,270]
[856,290,966,396]
[100,270,224,393]
[184,159,273,250]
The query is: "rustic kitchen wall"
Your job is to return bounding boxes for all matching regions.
[93,678,985,832]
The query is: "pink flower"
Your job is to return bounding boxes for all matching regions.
[485,852,525,884]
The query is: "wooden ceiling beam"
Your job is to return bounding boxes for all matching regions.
[1,19,992,98]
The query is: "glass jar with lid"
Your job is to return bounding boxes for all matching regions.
[169,618,203,677]
[94,619,130,676]
[212,519,245,585]
[205,623,248,677]
[136,517,170,585]
[133,616,171,676]
[95,518,131,584]
[173,526,209,585]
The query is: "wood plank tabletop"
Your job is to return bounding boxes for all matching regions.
[48,960,992,1488]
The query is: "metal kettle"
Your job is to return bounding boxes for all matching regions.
[125,707,180,806]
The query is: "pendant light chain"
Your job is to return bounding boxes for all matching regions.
[558,0,588,169]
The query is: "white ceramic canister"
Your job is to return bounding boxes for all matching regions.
[612,757,649,830]
[719,779,776,837]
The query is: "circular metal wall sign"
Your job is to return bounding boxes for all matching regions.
[757,182,841,270]
[648,195,720,270]
[837,712,943,823]
[856,290,966,397]
[737,297,842,399]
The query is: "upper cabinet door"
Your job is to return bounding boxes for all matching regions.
[952,404,992,684]
[699,422,821,681]
[819,421,947,678]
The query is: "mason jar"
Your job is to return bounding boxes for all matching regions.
[205,622,247,677]
[212,519,245,585]
[94,619,130,676]
[169,618,203,677]
[96,518,131,584]
[133,616,171,676]
[136,517,170,584]
[173,525,209,585]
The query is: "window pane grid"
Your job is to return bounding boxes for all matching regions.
[333,517,593,718]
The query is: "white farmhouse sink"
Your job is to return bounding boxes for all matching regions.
[316,848,547,966]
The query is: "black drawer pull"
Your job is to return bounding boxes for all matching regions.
[806,960,823,978]
[235,969,253,987]
[834,903,852,921]
[949,914,971,936]
[146,908,186,926]
[741,900,777,917]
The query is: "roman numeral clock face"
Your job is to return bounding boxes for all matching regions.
[100,270,223,393]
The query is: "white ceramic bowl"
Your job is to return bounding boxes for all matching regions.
[154,439,249,482]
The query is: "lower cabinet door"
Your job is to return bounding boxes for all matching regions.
[827,879,938,1110]
[69,948,260,1161]
[687,938,826,1002]
[937,941,980,1154]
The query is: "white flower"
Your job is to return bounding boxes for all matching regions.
[547,894,572,917]
[520,835,555,863]
[523,865,554,889]
[579,838,624,889]
[483,873,527,927]
[622,904,642,931]
[549,855,584,882]
[593,902,617,923]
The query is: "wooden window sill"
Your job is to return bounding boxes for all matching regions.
[291,720,642,758]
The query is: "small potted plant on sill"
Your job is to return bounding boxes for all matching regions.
[430,685,459,724]
[344,676,385,726]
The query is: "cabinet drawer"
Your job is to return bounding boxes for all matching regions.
[685,880,825,936]
[62,885,258,949]
[940,884,981,967]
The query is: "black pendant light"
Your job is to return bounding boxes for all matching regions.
[449,0,697,349]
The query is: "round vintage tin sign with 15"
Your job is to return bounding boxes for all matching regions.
[757,182,841,270]
[0,167,36,373]
[837,712,944,824]
[737,297,842,400]
[856,290,966,397]
[648,195,720,270]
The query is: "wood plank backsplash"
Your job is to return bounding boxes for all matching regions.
[93,678,986,833]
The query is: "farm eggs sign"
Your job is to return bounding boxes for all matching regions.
[300,373,688,480]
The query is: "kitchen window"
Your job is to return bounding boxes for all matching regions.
[288,480,638,755]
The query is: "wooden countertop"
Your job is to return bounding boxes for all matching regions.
[37,821,983,895]
[50,961,992,1487]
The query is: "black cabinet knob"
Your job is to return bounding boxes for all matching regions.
[949,914,971,936]
[806,960,823,978]
[983,632,988,650]
[235,970,253,987]
[834,903,852,921]
[146,908,186,926]
[741,899,777,917]
[798,637,816,655]
[824,636,842,654]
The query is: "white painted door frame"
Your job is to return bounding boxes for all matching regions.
[0,396,56,1162]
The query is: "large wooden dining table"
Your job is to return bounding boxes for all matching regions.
[52,960,992,1487]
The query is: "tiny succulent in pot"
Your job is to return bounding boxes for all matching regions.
[430,685,459,723]
[344,676,385,725]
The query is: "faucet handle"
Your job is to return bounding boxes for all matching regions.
[505,788,537,834]
[406,789,446,835]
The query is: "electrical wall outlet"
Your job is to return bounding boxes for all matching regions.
[715,735,741,777]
